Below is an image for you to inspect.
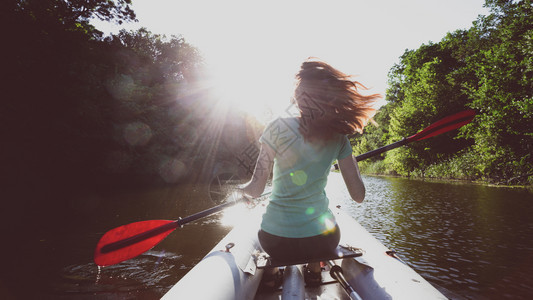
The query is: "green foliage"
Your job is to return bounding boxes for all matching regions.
[4,0,249,191]
[352,103,392,159]
[461,0,533,183]
[351,0,532,185]
[358,159,392,176]
[11,0,136,26]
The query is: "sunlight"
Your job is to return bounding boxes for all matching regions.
[219,202,250,227]
[218,191,270,227]
[204,59,299,125]
[203,53,387,126]
[208,72,269,122]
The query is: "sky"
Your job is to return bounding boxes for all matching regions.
[93,0,489,118]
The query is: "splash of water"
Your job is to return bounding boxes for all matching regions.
[95,265,102,285]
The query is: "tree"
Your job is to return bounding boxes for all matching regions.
[2,1,211,190]
[10,0,135,26]
[382,38,474,176]
[110,28,203,85]
[354,0,532,184]
[461,0,533,182]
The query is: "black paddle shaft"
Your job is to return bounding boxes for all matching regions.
[355,138,409,162]
[176,200,240,226]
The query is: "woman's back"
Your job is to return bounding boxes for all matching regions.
[260,117,352,238]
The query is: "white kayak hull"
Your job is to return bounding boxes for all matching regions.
[162,205,447,300]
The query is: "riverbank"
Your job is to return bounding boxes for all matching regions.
[358,160,533,189]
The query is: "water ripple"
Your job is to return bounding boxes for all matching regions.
[54,251,183,299]
[327,174,533,299]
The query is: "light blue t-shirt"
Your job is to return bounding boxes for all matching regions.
[259,117,353,238]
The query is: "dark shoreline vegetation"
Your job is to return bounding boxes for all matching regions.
[2,0,531,210]
[361,173,533,191]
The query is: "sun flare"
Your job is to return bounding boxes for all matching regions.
[205,61,298,124]
[219,203,251,227]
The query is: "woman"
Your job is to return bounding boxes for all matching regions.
[240,59,380,286]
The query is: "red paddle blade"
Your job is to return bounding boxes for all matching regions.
[408,109,476,141]
[94,220,176,266]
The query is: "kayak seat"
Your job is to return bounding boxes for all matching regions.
[254,245,363,269]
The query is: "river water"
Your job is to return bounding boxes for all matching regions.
[3,174,532,299]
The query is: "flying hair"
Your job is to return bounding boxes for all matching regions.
[293,59,381,142]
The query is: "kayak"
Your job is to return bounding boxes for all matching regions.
[162,203,447,300]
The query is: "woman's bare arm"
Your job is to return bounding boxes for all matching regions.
[240,143,275,198]
[338,155,365,203]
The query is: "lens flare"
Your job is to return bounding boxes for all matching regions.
[290,170,308,186]
[124,122,152,146]
[159,158,187,183]
[319,214,337,235]
[305,207,315,215]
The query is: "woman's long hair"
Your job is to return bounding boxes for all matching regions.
[294,59,380,142]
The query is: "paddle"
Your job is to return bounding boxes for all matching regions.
[94,198,242,266]
[94,109,475,266]
[354,109,476,161]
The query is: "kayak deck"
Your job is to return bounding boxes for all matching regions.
[162,204,447,300]
[254,245,364,299]
[255,263,353,300]
[255,245,363,269]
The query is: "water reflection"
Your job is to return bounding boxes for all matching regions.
[7,175,531,299]
[332,176,533,299]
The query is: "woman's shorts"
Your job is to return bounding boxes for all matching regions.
[258,225,340,262]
